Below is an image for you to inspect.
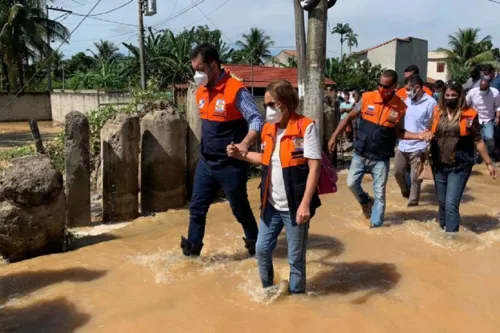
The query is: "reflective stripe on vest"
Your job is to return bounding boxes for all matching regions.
[430,106,478,136]
[196,70,244,122]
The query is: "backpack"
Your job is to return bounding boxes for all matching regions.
[297,117,338,195]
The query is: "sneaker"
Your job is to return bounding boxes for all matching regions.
[407,202,418,207]
[180,236,203,257]
[361,196,374,219]
[243,237,256,256]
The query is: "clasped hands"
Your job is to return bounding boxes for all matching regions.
[226,142,248,159]
[418,130,433,142]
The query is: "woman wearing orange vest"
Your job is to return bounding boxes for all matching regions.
[430,81,497,232]
[227,80,321,294]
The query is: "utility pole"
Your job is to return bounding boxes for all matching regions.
[303,0,328,146]
[138,0,147,89]
[294,0,306,110]
[46,5,52,91]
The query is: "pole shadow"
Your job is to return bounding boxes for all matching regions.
[0,268,107,305]
[65,233,120,251]
[0,297,90,333]
[308,261,401,304]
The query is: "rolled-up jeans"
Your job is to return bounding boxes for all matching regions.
[480,120,495,158]
[255,204,309,294]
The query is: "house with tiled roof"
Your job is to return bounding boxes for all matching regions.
[353,37,428,85]
[264,50,298,67]
[222,64,335,98]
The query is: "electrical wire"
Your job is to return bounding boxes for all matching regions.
[189,0,234,43]
[150,0,206,30]
[0,0,104,114]
[72,0,134,17]
[83,16,137,27]
[187,0,233,27]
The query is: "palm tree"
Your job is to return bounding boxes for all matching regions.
[88,40,122,65]
[331,23,353,59]
[437,28,495,82]
[0,0,69,91]
[346,31,358,55]
[235,27,274,65]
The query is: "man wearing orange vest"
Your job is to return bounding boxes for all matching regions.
[328,70,433,228]
[181,43,263,256]
[396,65,433,100]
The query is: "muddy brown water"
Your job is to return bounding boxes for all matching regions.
[0,121,63,150]
[1,167,500,333]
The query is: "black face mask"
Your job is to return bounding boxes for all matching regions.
[445,98,459,109]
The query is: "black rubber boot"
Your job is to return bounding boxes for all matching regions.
[180,236,203,257]
[243,237,256,256]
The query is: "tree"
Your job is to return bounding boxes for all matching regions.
[346,31,358,55]
[331,23,352,59]
[72,60,126,90]
[177,25,233,63]
[326,56,383,91]
[437,28,495,83]
[64,52,95,77]
[0,0,69,91]
[235,27,274,65]
[88,40,122,65]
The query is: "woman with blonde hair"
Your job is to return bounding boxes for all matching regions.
[227,79,321,294]
[430,81,497,233]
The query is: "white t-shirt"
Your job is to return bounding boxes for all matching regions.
[466,87,500,124]
[268,122,322,211]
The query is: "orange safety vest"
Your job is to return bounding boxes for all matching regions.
[354,90,407,161]
[196,70,248,164]
[396,86,433,100]
[430,106,479,166]
[259,112,321,215]
[430,107,478,136]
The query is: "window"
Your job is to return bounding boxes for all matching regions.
[437,62,445,73]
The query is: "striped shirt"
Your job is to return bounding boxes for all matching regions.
[216,69,264,133]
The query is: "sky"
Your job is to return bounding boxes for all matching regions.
[53,0,500,59]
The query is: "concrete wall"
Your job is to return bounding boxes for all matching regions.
[427,51,449,82]
[365,40,397,73]
[0,92,51,122]
[50,90,133,123]
[395,38,428,84]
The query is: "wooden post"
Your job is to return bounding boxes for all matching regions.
[29,119,45,153]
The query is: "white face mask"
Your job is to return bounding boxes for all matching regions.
[406,87,419,100]
[266,106,282,124]
[480,89,489,96]
[194,71,208,87]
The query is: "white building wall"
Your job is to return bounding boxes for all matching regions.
[427,51,449,81]
[365,40,398,73]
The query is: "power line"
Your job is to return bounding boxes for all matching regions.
[0,0,104,114]
[84,16,137,27]
[72,0,134,17]
[190,0,233,43]
[150,0,206,30]
[187,0,233,27]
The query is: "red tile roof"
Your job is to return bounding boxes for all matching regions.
[222,64,335,88]
[355,37,412,55]
[283,50,297,57]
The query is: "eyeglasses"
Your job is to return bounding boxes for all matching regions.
[263,101,277,109]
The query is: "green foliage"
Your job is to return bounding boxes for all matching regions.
[0,145,35,161]
[45,132,65,172]
[326,56,384,91]
[438,28,496,82]
[235,27,274,65]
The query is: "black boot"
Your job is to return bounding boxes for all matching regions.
[180,236,203,256]
[243,237,256,256]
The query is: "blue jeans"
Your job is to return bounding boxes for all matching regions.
[187,158,258,246]
[481,120,495,158]
[433,165,472,232]
[347,153,390,227]
[255,204,309,294]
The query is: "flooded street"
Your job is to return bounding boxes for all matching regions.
[0,121,63,150]
[1,167,500,333]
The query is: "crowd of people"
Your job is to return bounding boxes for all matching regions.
[180,42,498,294]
